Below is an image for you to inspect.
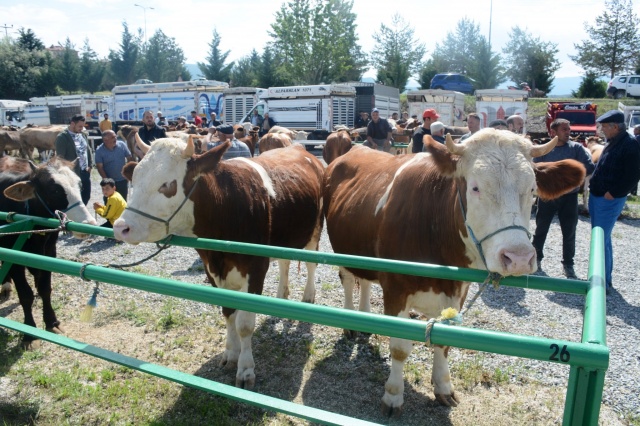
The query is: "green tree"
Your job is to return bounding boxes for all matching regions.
[230,56,257,87]
[17,28,44,51]
[571,0,640,79]
[78,39,106,93]
[56,38,80,93]
[143,29,187,83]
[468,39,506,89]
[502,26,560,94]
[109,22,140,85]
[269,0,366,84]
[0,38,56,99]
[258,46,282,87]
[571,72,608,98]
[198,29,234,82]
[370,14,425,90]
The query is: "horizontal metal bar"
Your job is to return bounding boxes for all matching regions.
[0,317,379,426]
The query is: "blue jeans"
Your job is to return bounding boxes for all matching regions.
[588,194,626,287]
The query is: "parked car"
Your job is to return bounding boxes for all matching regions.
[134,79,153,84]
[607,74,640,99]
[430,73,475,94]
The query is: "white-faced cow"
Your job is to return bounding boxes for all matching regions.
[0,156,97,348]
[323,129,586,415]
[322,130,353,165]
[113,136,324,389]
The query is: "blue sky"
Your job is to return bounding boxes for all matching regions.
[2,0,637,80]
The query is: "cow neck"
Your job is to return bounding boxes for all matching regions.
[34,191,82,218]
[125,175,201,235]
[455,184,531,271]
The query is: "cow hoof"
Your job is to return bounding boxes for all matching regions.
[46,325,65,335]
[380,400,403,418]
[0,283,11,302]
[435,392,460,407]
[301,296,315,304]
[22,339,42,350]
[343,329,359,339]
[235,372,255,390]
[220,358,238,370]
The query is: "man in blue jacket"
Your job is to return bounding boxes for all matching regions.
[589,110,640,293]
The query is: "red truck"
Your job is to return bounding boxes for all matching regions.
[546,101,598,142]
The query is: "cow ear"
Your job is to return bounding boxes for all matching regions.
[424,136,458,175]
[194,141,229,174]
[4,181,36,202]
[534,159,586,201]
[122,161,138,182]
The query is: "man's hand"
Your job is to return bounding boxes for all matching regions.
[604,191,614,200]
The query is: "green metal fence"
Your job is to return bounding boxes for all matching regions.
[0,212,608,425]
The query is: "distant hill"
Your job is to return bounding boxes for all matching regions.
[185,64,203,79]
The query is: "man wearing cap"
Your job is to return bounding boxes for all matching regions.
[507,115,524,134]
[205,124,251,159]
[412,109,439,153]
[209,112,222,128]
[155,111,167,126]
[532,119,595,279]
[430,121,446,143]
[589,110,640,293]
[365,108,392,152]
[488,119,508,130]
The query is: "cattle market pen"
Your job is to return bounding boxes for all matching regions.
[0,212,609,425]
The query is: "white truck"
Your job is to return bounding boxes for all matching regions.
[111,79,229,124]
[22,94,111,129]
[618,101,640,136]
[475,89,529,133]
[221,87,266,125]
[406,89,466,126]
[239,84,357,143]
[0,99,28,127]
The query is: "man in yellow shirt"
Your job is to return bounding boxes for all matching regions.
[93,178,127,228]
[99,113,112,133]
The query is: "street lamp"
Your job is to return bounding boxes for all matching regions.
[134,4,154,44]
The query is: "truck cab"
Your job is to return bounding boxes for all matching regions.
[0,100,28,127]
[546,102,597,141]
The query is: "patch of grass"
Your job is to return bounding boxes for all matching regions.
[0,400,40,425]
[626,411,640,426]
[155,299,188,331]
[321,282,338,291]
[107,299,151,326]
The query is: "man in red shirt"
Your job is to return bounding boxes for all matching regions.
[191,110,202,128]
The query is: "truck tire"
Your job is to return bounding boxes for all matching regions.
[614,90,626,99]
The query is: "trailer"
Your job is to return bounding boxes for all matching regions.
[475,89,528,133]
[343,82,400,119]
[240,84,356,143]
[546,101,597,140]
[221,87,266,125]
[618,101,640,136]
[0,99,28,127]
[22,95,111,129]
[406,89,466,126]
[111,80,229,125]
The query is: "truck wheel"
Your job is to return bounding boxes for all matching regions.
[614,90,626,99]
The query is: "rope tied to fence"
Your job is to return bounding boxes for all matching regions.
[0,210,72,237]
[424,272,502,345]
[107,235,174,269]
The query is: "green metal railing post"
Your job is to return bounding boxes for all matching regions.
[563,227,607,426]
[0,219,35,283]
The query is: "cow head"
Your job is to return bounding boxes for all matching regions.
[425,129,585,275]
[3,157,97,238]
[113,136,229,244]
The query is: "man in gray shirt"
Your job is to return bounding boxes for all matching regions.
[532,119,595,278]
[206,124,251,159]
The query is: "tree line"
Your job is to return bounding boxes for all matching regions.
[0,0,638,101]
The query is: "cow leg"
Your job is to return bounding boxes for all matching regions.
[276,259,291,299]
[302,261,317,303]
[381,310,413,417]
[358,279,372,313]
[220,309,240,370]
[432,346,459,406]
[31,269,63,334]
[10,269,40,348]
[0,281,11,303]
[340,267,357,311]
[234,309,256,389]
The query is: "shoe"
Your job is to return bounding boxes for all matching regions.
[533,260,545,276]
[563,265,577,280]
[606,284,613,295]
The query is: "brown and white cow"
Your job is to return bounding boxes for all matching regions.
[582,136,604,211]
[322,130,353,164]
[323,129,586,415]
[19,125,66,160]
[113,137,324,389]
[0,156,96,348]
[258,132,292,154]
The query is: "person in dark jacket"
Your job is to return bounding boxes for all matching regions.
[589,110,640,293]
[412,109,439,153]
[55,114,93,205]
[138,110,167,144]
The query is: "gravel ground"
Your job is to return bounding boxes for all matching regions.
[4,169,640,423]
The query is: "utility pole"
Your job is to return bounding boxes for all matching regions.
[1,24,13,37]
[133,4,154,45]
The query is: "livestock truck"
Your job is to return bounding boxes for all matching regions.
[475,89,529,133]
[618,101,640,136]
[0,99,28,127]
[546,101,597,140]
[221,87,266,125]
[239,84,357,144]
[22,94,111,129]
[406,89,466,126]
[111,79,229,125]
[343,82,400,120]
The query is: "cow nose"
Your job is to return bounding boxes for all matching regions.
[112,222,128,240]
[500,248,536,275]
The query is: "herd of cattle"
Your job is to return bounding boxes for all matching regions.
[0,127,588,417]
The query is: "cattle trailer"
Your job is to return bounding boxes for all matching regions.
[0,212,608,426]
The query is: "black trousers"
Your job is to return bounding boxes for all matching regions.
[532,192,579,266]
[79,169,92,206]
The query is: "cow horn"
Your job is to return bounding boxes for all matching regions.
[134,132,150,155]
[182,135,195,159]
[445,133,465,155]
[530,136,558,158]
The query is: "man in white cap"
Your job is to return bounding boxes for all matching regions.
[154,111,166,126]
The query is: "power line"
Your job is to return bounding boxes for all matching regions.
[1,24,13,37]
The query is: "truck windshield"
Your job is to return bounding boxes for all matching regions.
[556,111,595,125]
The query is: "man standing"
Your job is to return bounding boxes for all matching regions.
[259,112,277,137]
[204,124,251,159]
[365,108,392,152]
[209,112,222,128]
[138,110,167,145]
[191,110,202,128]
[412,109,439,153]
[460,113,481,142]
[155,111,167,127]
[429,121,446,143]
[99,113,112,133]
[250,109,263,127]
[55,114,93,205]
[532,119,595,279]
[507,115,525,134]
[95,130,133,201]
[589,110,640,293]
